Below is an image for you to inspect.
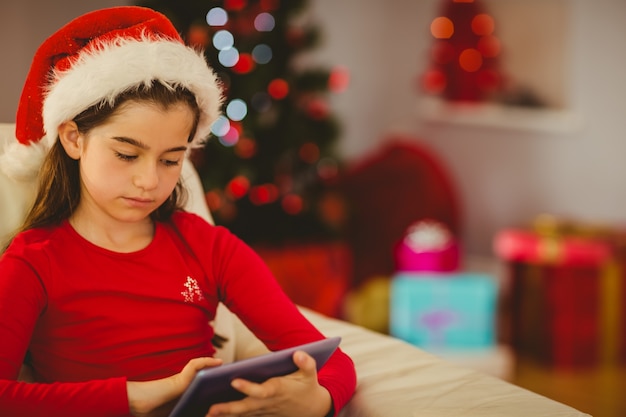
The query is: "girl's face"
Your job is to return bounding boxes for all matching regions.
[68,100,194,226]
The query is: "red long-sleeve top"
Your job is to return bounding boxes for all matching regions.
[0,211,355,416]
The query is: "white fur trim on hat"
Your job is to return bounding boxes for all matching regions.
[1,34,223,181]
[43,35,223,150]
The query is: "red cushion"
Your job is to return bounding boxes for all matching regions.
[339,137,461,287]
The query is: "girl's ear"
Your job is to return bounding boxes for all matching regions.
[57,121,82,160]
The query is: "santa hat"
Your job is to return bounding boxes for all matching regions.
[0,6,223,181]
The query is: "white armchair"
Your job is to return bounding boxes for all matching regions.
[0,123,589,417]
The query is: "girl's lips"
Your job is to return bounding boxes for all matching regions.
[123,197,155,207]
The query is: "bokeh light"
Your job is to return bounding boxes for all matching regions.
[459,48,482,72]
[226,99,248,121]
[224,0,246,11]
[306,98,329,120]
[252,44,273,64]
[226,175,250,199]
[260,0,279,11]
[250,184,279,205]
[431,17,454,39]
[210,115,231,137]
[205,189,222,211]
[282,194,303,215]
[299,142,320,164]
[218,125,240,147]
[212,30,234,50]
[431,40,455,65]
[218,47,240,67]
[471,13,495,36]
[187,25,209,48]
[477,35,501,58]
[422,69,447,94]
[317,192,346,227]
[317,157,339,180]
[251,92,272,112]
[232,53,255,74]
[206,7,228,26]
[268,78,289,99]
[254,13,275,32]
[328,66,350,93]
[235,137,257,158]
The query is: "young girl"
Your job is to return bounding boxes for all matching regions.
[0,6,356,417]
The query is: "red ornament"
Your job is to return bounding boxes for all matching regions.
[218,201,238,222]
[232,53,256,74]
[268,78,289,99]
[250,184,279,205]
[316,158,338,181]
[205,190,223,212]
[431,40,455,65]
[328,66,350,93]
[458,48,482,72]
[477,35,501,58]
[471,13,495,36]
[226,175,250,199]
[187,25,209,48]
[299,142,320,164]
[235,137,257,158]
[430,16,454,39]
[306,98,329,120]
[422,69,447,94]
[224,0,247,11]
[317,192,347,228]
[260,0,280,11]
[286,27,305,47]
[220,125,240,146]
[282,194,303,215]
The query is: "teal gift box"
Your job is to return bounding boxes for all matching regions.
[390,273,498,350]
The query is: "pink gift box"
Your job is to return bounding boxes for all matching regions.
[394,219,460,272]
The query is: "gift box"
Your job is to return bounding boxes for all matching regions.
[394,219,460,272]
[494,220,626,368]
[389,272,498,350]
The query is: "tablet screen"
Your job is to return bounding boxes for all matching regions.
[168,336,341,417]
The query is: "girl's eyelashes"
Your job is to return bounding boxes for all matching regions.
[115,151,137,161]
[114,151,181,166]
[161,159,180,167]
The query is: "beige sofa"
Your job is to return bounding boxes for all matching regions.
[0,123,590,416]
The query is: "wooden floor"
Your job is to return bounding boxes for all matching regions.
[511,356,626,417]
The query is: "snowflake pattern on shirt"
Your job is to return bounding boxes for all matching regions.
[181,276,204,303]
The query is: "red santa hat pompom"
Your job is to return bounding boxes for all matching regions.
[0,6,223,180]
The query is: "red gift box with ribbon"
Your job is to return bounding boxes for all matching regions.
[494,216,626,368]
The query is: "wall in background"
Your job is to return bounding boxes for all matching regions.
[2,0,625,257]
[0,0,132,121]
[308,0,626,256]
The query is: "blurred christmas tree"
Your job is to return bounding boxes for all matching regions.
[421,0,502,102]
[136,0,350,245]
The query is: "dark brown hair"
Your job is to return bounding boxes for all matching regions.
[18,81,201,233]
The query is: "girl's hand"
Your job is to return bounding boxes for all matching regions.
[206,351,332,417]
[128,357,223,417]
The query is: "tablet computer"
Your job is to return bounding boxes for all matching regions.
[168,336,341,417]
